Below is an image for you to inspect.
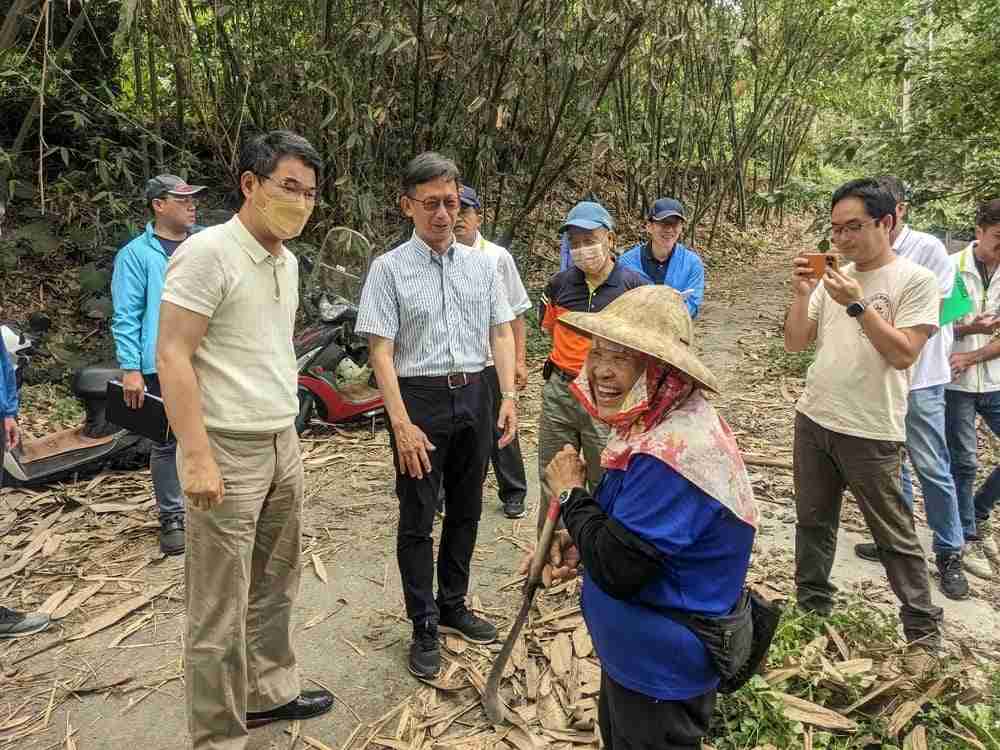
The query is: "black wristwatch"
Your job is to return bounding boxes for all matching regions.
[846,300,866,318]
[559,487,586,507]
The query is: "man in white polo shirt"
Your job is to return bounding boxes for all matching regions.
[157,131,333,750]
[850,176,969,600]
[454,184,532,518]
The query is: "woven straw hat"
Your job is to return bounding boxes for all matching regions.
[558,285,720,393]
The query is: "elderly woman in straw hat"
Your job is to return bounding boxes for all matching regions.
[525,285,758,749]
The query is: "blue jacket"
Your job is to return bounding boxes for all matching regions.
[0,344,17,418]
[617,241,705,318]
[111,223,198,374]
[582,454,754,700]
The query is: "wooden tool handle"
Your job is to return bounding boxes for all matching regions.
[527,494,561,586]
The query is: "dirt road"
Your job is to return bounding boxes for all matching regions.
[3,234,997,749]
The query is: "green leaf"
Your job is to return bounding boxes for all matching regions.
[79,264,110,294]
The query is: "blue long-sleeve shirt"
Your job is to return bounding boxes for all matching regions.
[580,454,754,700]
[111,223,200,374]
[0,344,17,418]
[617,241,705,318]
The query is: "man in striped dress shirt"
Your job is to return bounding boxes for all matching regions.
[356,152,518,680]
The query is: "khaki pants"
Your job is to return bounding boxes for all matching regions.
[536,374,610,534]
[181,427,304,750]
[793,413,943,645]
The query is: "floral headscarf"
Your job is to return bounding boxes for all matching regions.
[570,356,758,530]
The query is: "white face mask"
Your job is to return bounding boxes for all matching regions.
[570,242,607,274]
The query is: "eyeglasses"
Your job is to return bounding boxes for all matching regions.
[257,174,318,202]
[830,218,878,237]
[159,196,198,207]
[405,194,460,213]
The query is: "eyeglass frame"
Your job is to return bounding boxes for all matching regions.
[403,193,461,213]
[154,194,200,207]
[256,173,319,203]
[829,217,881,238]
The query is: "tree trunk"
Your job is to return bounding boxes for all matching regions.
[132,18,150,182]
[145,0,165,170]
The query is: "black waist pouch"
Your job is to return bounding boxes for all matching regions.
[542,359,554,381]
[643,588,782,693]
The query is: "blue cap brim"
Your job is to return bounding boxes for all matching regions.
[561,219,606,232]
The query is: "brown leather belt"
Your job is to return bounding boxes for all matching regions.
[398,371,483,389]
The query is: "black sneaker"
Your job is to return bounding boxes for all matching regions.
[0,607,51,639]
[439,605,497,644]
[502,497,526,519]
[936,552,970,600]
[408,622,441,679]
[854,542,881,563]
[160,516,185,556]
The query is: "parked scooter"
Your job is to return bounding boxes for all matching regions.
[1,323,147,487]
[294,226,384,434]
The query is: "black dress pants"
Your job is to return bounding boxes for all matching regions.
[598,670,716,750]
[390,378,492,625]
[483,366,527,505]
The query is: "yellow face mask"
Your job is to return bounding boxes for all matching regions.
[253,187,313,240]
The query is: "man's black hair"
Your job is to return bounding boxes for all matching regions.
[976,199,1000,228]
[236,130,323,207]
[831,178,897,226]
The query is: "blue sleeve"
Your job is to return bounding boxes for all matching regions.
[0,344,17,418]
[110,244,147,371]
[612,454,724,556]
[683,253,705,319]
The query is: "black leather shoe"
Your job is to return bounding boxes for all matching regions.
[159,517,185,556]
[246,690,334,728]
[936,552,970,600]
[439,606,497,644]
[854,542,881,563]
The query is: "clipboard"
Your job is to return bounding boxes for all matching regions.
[105,380,172,444]
[940,272,974,326]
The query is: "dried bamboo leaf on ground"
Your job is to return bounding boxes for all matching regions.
[67,582,174,641]
[312,553,329,583]
[774,692,858,732]
[51,581,104,620]
[549,633,573,678]
[903,725,928,750]
[571,626,592,659]
[887,680,948,736]
[37,584,74,615]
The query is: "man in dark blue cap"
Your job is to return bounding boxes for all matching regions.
[454,185,532,519]
[536,201,647,532]
[618,197,705,318]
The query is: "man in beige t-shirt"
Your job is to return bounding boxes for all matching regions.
[784,178,943,673]
[157,131,333,750]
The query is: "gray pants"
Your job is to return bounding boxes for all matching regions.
[536,373,610,534]
[145,374,184,523]
[793,412,943,645]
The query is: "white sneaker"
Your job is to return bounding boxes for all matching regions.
[963,541,995,580]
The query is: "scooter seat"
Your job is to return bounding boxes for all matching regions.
[73,363,123,398]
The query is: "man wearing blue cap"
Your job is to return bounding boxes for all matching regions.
[455,185,532,518]
[112,173,206,555]
[618,198,705,318]
[537,201,647,532]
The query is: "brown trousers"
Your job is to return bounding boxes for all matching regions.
[793,412,942,645]
[181,427,304,750]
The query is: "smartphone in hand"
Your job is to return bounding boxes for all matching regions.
[804,253,840,280]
